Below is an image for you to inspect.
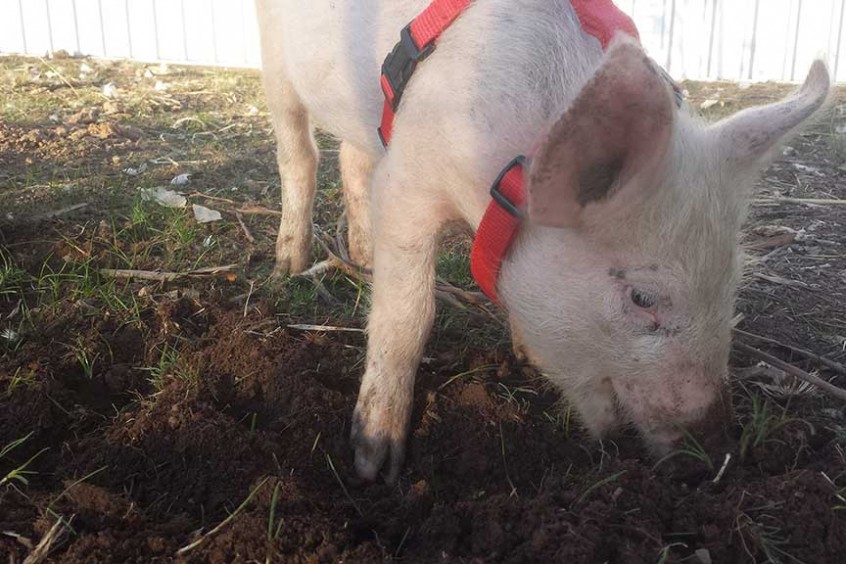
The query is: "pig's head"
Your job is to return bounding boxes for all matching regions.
[500,37,830,454]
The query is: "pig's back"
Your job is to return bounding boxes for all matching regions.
[259,0,603,161]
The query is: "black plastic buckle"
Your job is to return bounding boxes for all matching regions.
[381,24,435,110]
[490,156,526,218]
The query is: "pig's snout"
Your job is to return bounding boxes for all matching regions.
[613,369,733,456]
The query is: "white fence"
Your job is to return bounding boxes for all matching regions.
[0,0,842,83]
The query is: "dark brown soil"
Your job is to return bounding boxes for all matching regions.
[1,59,845,563]
[1,290,845,563]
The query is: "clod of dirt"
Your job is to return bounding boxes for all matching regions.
[66,108,100,125]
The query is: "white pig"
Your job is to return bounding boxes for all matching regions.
[255,0,830,481]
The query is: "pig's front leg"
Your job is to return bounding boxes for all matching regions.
[351,179,440,482]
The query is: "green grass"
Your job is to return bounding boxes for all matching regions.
[574,470,626,507]
[6,367,35,394]
[496,381,538,413]
[0,248,28,298]
[267,480,284,548]
[0,432,48,488]
[655,543,687,564]
[437,252,473,287]
[739,394,812,460]
[652,427,714,472]
[68,337,99,380]
[138,342,183,391]
[752,522,806,564]
[543,404,574,438]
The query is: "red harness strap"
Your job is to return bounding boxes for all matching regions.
[570,0,639,49]
[470,157,526,301]
[378,0,472,146]
[378,0,639,303]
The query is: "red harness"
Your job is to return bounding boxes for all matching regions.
[378,0,639,303]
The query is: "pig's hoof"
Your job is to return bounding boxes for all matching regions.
[270,253,310,281]
[350,407,405,483]
[270,262,291,281]
[348,239,373,271]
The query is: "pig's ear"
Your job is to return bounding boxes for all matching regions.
[527,36,675,228]
[711,61,829,166]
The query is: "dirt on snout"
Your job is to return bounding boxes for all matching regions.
[1,296,844,563]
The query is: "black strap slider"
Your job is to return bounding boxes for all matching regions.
[489,155,526,219]
[381,24,435,111]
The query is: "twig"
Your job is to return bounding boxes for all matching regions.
[334,215,351,263]
[312,234,372,280]
[712,453,732,484]
[188,192,284,217]
[734,328,846,375]
[187,191,238,205]
[436,278,488,305]
[753,197,846,206]
[243,280,255,318]
[32,203,89,222]
[236,205,284,218]
[38,57,81,99]
[310,229,501,323]
[176,477,269,556]
[235,213,255,243]
[100,264,237,282]
[752,272,808,288]
[434,289,470,311]
[300,259,335,278]
[287,324,364,333]
[734,342,846,402]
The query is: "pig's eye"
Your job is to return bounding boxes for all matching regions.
[630,288,657,309]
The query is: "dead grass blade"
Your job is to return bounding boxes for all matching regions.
[30,203,89,222]
[2,531,33,551]
[287,324,364,333]
[734,342,846,402]
[753,197,846,206]
[235,212,256,243]
[176,477,269,556]
[324,453,363,517]
[23,515,74,564]
[734,328,846,375]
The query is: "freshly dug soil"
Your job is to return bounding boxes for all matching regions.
[1,297,844,563]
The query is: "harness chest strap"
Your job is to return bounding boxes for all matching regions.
[377,0,640,303]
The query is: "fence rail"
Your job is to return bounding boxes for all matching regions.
[0,0,842,83]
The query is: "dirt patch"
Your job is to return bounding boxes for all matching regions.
[2,300,845,563]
